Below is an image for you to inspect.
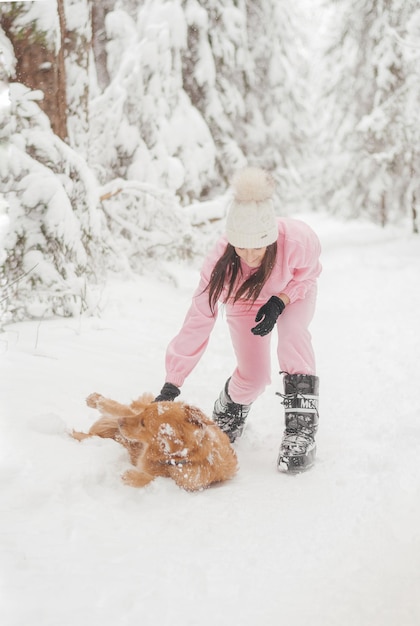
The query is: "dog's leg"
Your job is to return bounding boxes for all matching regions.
[86,393,138,419]
[72,394,139,442]
[170,465,210,492]
[115,435,143,465]
[121,469,155,488]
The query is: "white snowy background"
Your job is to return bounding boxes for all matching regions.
[1,0,420,624]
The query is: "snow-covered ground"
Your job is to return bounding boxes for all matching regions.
[1,214,420,626]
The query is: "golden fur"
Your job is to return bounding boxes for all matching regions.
[72,392,238,491]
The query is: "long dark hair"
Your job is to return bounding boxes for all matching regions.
[206,243,277,313]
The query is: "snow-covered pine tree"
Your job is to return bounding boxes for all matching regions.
[315,0,420,228]
[88,0,217,201]
[0,20,14,280]
[0,1,103,323]
[402,8,420,233]
[180,0,314,204]
[0,82,102,322]
[63,0,92,156]
[309,0,378,220]
[0,0,197,323]
[85,0,205,272]
[349,0,420,228]
[180,0,250,184]
[243,0,314,209]
[89,0,314,201]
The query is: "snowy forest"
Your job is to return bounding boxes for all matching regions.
[1,0,420,323]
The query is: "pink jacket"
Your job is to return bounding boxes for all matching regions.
[165,218,322,387]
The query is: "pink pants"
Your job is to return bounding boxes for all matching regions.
[226,286,317,405]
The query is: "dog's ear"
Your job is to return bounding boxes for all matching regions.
[118,414,146,440]
[130,392,154,413]
[185,405,207,428]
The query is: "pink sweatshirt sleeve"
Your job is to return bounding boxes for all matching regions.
[164,237,228,387]
[280,221,322,304]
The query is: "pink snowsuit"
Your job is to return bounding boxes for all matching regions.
[164,218,322,405]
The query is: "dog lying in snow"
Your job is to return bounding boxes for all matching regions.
[72,392,238,491]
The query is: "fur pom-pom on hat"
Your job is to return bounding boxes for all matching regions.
[231,167,276,203]
[226,167,278,249]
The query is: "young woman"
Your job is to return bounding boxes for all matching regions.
[155,167,322,473]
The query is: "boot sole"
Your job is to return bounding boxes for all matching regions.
[277,446,316,474]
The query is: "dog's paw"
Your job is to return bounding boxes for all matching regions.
[121,469,154,488]
[86,392,104,408]
[71,429,90,441]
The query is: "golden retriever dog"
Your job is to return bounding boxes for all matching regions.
[72,392,238,491]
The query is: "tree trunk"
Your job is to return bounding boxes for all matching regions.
[62,0,92,154]
[380,191,387,227]
[412,191,418,234]
[92,0,116,91]
[56,0,68,140]
[1,0,68,141]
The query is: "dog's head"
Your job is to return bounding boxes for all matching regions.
[118,401,211,461]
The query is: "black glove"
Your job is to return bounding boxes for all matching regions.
[251,296,285,337]
[154,382,181,402]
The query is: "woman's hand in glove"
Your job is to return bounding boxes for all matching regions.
[251,296,286,337]
[154,382,181,402]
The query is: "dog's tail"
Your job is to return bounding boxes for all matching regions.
[71,417,120,441]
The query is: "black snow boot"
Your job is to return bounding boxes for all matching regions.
[212,379,251,443]
[277,373,319,474]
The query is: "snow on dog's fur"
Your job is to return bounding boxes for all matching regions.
[72,392,238,491]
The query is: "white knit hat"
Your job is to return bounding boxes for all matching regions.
[225,167,278,248]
